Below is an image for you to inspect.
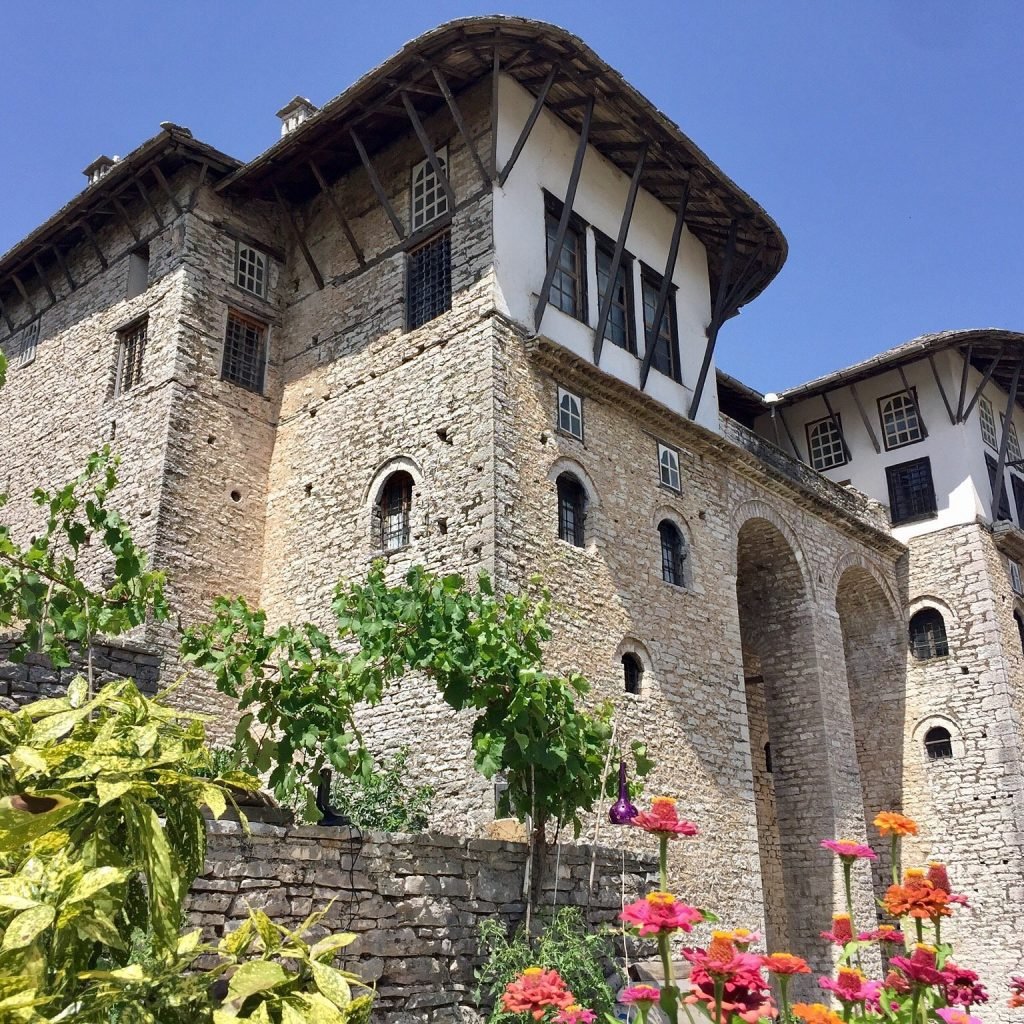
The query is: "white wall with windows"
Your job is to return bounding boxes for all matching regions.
[491,76,718,431]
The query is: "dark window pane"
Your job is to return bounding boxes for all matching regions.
[622,653,643,695]
[885,457,936,525]
[556,473,586,547]
[596,245,634,353]
[222,312,267,394]
[924,726,953,760]
[117,318,147,395]
[407,230,451,330]
[546,212,585,320]
[909,608,948,660]
[986,454,1012,521]
[378,472,413,551]
[642,274,680,382]
[659,520,686,586]
[1013,475,1024,527]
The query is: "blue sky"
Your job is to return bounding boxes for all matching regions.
[2,1,1021,391]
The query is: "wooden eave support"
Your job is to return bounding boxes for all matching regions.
[821,390,852,462]
[991,357,1023,521]
[51,245,77,291]
[10,273,35,318]
[896,364,928,439]
[308,160,365,266]
[135,179,164,229]
[350,129,405,240]
[111,195,140,242]
[401,90,457,210]
[273,186,324,290]
[686,217,738,419]
[777,407,802,460]
[533,96,594,332]
[593,144,647,366]
[79,219,108,270]
[848,381,881,454]
[431,66,492,187]
[927,353,957,425]
[955,344,974,422]
[0,297,14,334]
[961,346,1004,423]
[498,65,557,186]
[151,164,183,215]
[489,46,501,178]
[639,181,691,390]
[31,256,56,306]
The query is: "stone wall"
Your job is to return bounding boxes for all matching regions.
[192,819,656,1024]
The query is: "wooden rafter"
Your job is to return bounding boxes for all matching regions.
[151,164,183,214]
[401,90,457,209]
[135,178,164,229]
[489,45,500,178]
[0,297,14,334]
[350,129,405,240]
[593,144,647,366]
[961,346,1004,423]
[10,273,35,318]
[31,256,55,306]
[720,236,766,318]
[927,353,957,426]
[111,195,140,242]
[777,407,802,460]
[273,186,324,290]
[848,381,881,454]
[955,344,974,422]
[51,244,77,291]
[991,357,1023,521]
[896,364,929,439]
[308,160,365,266]
[431,66,491,186]
[498,65,557,186]
[534,96,594,331]
[79,219,108,269]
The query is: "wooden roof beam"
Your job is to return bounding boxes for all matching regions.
[962,346,1005,423]
[111,195,140,242]
[51,244,77,292]
[308,160,365,267]
[955,344,974,422]
[498,65,556,186]
[350,129,405,240]
[79,218,108,270]
[31,256,56,307]
[821,390,852,463]
[0,297,14,334]
[401,90,457,210]
[151,164,183,215]
[896,364,929,439]
[431,66,492,187]
[927,353,957,426]
[273,186,324,291]
[991,357,1023,521]
[135,178,165,229]
[10,273,36,319]
[848,381,881,454]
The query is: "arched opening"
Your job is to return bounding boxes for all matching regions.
[1013,610,1024,655]
[924,726,953,761]
[658,519,688,587]
[376,471,413,551]
[556,472,587,547]
[909,608,948,660]
[622,653,643,695]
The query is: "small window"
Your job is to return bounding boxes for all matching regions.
[658,443,681,491]
[411,148,449,232]
[406,230,451,330]
[764,742,773,774]
[115,317,147,395]
[924,726,953,761]
[879,390,923,450]
[658,520,687,587]
[1013,475,1024,527]
[222,310,268,394]
[986,454,1012,521]
[545,196,587,322]
[641,269,680,382]
[1010,560,1024,597]
[556,472,587,548]
[806,415,847,471]
[595,237,635,354]
[557,387,583,440]
[979,396,998,450]
[126,244,150,299]
[235,243,269,299]
[3,319,39,369]
[886,457,936,525]
[377,471,413,552]
[622,653,643,695]
[1015,610,1024,654]
[1002,415,1022,463]
[909,608,948,660]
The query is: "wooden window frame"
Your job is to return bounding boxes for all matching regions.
[594,230,636,355]
[114,315,148,397]
[886,456,937,525]
[406,228,452,330]
[410,146,449,233]
[657,442,682,492]
[556,472,587,548]
[658,519,687,588]
[622,653,643,695]
[543,192,588,324]
[805,414,848,471]
[640,265,681,383]
[221,308,268,395]
[235,241,270,300]
[556,386,584,442]
[979,395,998,450]
[909,608,949,660]
[877,387,924,451]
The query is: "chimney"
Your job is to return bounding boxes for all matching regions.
[276,96,317,137]
[83,154,119,186]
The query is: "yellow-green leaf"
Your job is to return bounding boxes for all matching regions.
[177,928,203,957]
[225,960,290,1007]
[79,963,146,982]
[311,960,352,1009]
[95,778,135,807]
[310,932,357,962]
[280,1000,308,1024]
[0,792,77,851]
[220,919,254,958]
[67,865,128,904]
[1,905,55,951]
[9,747,47,775]
[250,909,280,953]
[291,992,347,1024]
[73,911,126,950]
[201,784,227,820]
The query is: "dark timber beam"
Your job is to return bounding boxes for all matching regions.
[401,91,457,210]
[489,45,500,179]
[31,256,56,306]
[111,196,140,242]
[151,164,183,215]
[927,353,957,426]
[639,181,691,390]
[848,381,881,453]
[778,407,802,461]
[533,97,594,331]
[135,179,164,229]
[309,160,365,266]
[962,347,1004,423]
[350,130,405,240]
[897,364,929,439]
[955,344,974,422]
[498,66,556,186]
[592,144,647,366]
[80,219,108,270]
[719,237,766,318]
[432,66,491,187]
[0,298,14,334]
[51,245,77,291]
[821,390,851,462]
[273,186,325,291]
[11,273,35,318]
[991,357,1023,521]
[687,218,738,419]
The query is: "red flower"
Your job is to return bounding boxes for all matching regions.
[554,1006,596,1024]
[883,869,952,920]
[819,968,881,1006]
[943,963,989,1007]
[621,891,703,937]
[619,986,661,1009]
[631,797,699,839]
[685,933,749,978]
[761,953,811,976]
[1009,976,1024,1008]
[820,913,854,945]
[858,925,906,944]
[928,862,970,907]
[889,945,946,988]
[686,954,776,1023]
[501,968,576,1020]
[821,838,877,862]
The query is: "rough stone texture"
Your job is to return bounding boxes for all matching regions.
[193,820,656,1024]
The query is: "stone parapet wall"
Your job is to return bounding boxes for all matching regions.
[192,819,656,1024]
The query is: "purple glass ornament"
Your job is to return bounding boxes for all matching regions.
[608,760,638,825]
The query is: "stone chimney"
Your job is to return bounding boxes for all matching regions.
[83,155,119,186]
[276,96,317,137]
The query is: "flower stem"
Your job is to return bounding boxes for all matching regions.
[657,934,679,1024]
[891,835,901,888]
[659,835,668,891]
[779,976,791,1024]
[934,917,941,945]
[713,977,724,1024]
[915,918,924,944]
[842,860,854,922]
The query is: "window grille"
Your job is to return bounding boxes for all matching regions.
[557,387,583,440]
[545,199,586,321]
[1016,611,1024,654]
[596,241,635,353]
[806,415,847,471]
[886,457,936,525]
[658,443,681,491]
[879,390,923,450]
[377,472,413,551]
[411,148,449,232]
[406,230,451,330]
[909,608,948,660]
[986,454,1011,521]
[1010,560,1024,597]
[1002,414,1022,462]
[116,318,147,395]
[924,726,953,761]
[235,244,269,298]
[641,272,680,382]
[221,311,267,394]
[4,319,39,368]
[622,653,643,695]
[979,396,998,449]
[556,473,587,547]
[658,520,687,587]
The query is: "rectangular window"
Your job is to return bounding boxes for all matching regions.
[1013,474,1024,527]
[221,310,267,394]
[878,388,923,450]
[1001,414,1022,462]
[806,414,848,471]
[595,237,635,354]
[115,317,147,396]
[658,442,681,491]
[544,195,587,322]
[886,457,937,525]
[557,386,583,441]
[235,243,269,299]
[641,270,680,382]
[3,319,39,368]
[986,453,1012,521]
[979,395,998,449]
[410,147,449,232]
[406,229,451,330]
[126,244,150,299]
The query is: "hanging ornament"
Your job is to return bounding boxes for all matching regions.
[608,759,638,824]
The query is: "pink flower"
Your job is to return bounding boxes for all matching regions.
[554,1006,596,1024]
[890,945,947,988]
[686,957,777,1023]
[943,963,989,1007]
[858,926,906,944]
[621,892,703,937]
[631,797,699,839]
[820,838,878,862]
[937,1009,984,1024]
[619,986,662,1008]
[820,913,854,945]
[820,968,882,1006]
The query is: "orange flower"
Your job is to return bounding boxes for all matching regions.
[874,811,918,837]
[501,967,576,1020]
[792,1003,844,1024]
[820,912,854,945]
[762,953,811,976]
[883,868,952,920]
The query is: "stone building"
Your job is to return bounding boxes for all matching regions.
[0,14,1021,1011]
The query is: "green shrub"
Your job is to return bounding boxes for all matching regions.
[327,747,435,832]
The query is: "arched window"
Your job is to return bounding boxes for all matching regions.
[764,742,773,774]
[880,391,923,450]
[622,653,643,695]
[924,726,953,760]
[556,473,587,547]
[1015,611,1024,655]
[377,471,413,551]
[658,520,687,587]
[909,608,948,660]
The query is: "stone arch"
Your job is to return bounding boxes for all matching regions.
[907,593,960,633]
[363,454,425,507]
[829,551,901,620]
[363,456,425,553]
[652,505,695,590]
[616,636,654,695]
[732,499,815,601]
[911,713,966,762]
[546,456,600,508]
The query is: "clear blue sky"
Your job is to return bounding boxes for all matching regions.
[2,1,1021,391]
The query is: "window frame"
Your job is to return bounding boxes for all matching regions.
[923,726,954,761]
[376,471,414,553]
[405,228,452,331]
[410,145,449,233]
[594,230,636,355]
[543,192,588,324]
[234,241,270,300]
[657,442,682,492]
[877,387,924,451]
[622,653,643,695]
[805,413,849,472]
[640,265,681,383]
[658,519,687,588]
[979,395,998,450]
[1001,413,1023,462]
[126,244,150,300]
[909,607,949,660]
[555,472,587,548]
[114,315,148,397]
[221,308,269,395]
[885,456,937,525]
[556,386,584,442]
[3,318,40,369]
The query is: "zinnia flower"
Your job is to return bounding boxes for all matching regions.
[1009,975,1024,1008]
[936,1009,984,1024]
[791,1003,844,1024]
[620,891,703,937]
[883,869,952,920]
[761,953,811,976]
[554,1005,596,1024]
[631,797,699,838]
[729,928,761,950]
[928,862,970,906]
[943,963,989,1007]
[858,925,905,944]
[619,986,661,1009]
[501,967,576,1019]
[819,968,881,1006]
[684,933,748,978]
[820,913,855,945]
[686,955,776,1023]
[889,945,946,987]
[820,838,878,861]
[873,811,918,837]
